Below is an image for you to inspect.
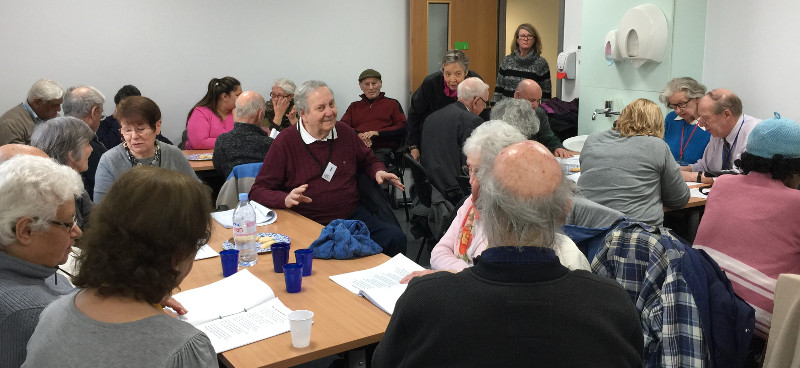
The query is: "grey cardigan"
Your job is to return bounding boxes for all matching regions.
[94,141,198,202]
[577,130,690,226]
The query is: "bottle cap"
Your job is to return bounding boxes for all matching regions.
[238,193,249,201]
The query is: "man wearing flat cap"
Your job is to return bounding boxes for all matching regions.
[340,68,407,167]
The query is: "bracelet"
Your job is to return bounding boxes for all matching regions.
[696,171,703,183]
[408,145,418,151]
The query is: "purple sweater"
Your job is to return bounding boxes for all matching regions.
[249,121,384,224]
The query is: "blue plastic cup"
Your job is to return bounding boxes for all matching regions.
[294,249,314,277]
[271,243,291,273]
[283,263,303,293]
[219,249,239,277]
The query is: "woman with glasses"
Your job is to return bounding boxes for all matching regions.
[0,155,83,367]
[658,77,712,165]
[184,76,241,149]
[31,116,96,229]
[578,99,690,227]
[407,49,487,161]
[94,96,197,202]
[264,78,299,132]
[492,23,552,103]
[23,166,218,367]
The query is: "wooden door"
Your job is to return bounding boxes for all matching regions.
[410,0,499,95]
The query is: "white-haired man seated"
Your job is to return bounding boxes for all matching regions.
[0,79,64,145]
[373,141,643,367]
[0,155,83,367]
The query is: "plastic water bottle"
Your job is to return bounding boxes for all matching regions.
[233,193,258,267]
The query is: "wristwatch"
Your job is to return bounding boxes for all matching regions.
[408,145,418,151]
[696,171,703,183]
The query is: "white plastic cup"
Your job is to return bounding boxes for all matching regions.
[288,310,314,348]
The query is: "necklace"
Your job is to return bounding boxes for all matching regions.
[125,142,161,167]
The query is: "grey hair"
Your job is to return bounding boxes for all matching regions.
[26,79,64,102]
[456,77,489,100]
[490,98,540,138]
[659,77,707,106]
[441,49,470,73]
[63,86,106,119]
[477,169,575,249]
[0,155,83,248]
[294,80,333,114]
[463,120,526,164]
[235,94,267,119]
[31,116,94,165]
[274,78,297,95]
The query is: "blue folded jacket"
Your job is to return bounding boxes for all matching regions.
[309,219,383,259]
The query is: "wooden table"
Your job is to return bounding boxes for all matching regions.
[183,149,215,171]
[179,210,391,368]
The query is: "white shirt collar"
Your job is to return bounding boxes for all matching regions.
[298,118,337,144]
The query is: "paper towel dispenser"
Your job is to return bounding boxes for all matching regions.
[605,4,668,68]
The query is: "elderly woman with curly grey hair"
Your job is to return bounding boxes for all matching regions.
[659,77,712,165]
[31,116,95,228]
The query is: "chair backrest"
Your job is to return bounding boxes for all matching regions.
[215,162,263,210]
[764,274,800,367]
[404,152,431,207]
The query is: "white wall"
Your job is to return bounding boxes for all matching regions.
[0,0,409,143]
[703,1,800,121]
[560,0,582,101]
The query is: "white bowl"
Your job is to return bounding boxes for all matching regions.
[563,135,588,153]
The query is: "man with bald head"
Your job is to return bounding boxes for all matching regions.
[0,143,49,162]
[213,91,273,178]
[374,140,643,367]
[514,79,573,157]
[63,86,108,199]
[421,77,488,204]
[681,88,761,184]
[0,79,64,146]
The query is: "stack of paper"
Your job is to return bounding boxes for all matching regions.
[329,254,425,315]
[211,201,277,228]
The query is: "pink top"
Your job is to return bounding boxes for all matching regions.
[430,195,591,272]
[185,106,234,149]
[694,172,800,338]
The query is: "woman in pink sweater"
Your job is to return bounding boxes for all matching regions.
[184,76,240,149]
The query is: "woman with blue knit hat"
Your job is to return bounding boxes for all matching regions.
[694,112,800,359]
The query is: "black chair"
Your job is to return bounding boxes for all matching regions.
[403,153,432,262]
[384,146,410,222]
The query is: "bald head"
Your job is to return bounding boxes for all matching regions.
[514,79,543,110]
[0,144,49,163]
[697,88,743,138]
[234,91,266,124]
[493,141,561,198]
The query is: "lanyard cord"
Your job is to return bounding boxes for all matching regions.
[298,123,335,175]
[679,122,699,162]
[722,117,745,168]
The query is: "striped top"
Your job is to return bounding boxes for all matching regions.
[694,172,800,338]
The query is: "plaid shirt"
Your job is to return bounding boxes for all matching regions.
[592,220,707,367]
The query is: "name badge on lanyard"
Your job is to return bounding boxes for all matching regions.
[322,162,337,182]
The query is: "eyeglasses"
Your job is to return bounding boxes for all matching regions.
[667,99,692,110]
[476,96,489,107]
[270,92,291,99]
[36,214,78,231]
[121,126,152,136]
[461,164,477,176]
[517,34,534,40]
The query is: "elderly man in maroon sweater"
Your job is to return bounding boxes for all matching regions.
[249,80,407,256]
[340,69,407,167]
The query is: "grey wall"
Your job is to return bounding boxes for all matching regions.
[0,0,410,143]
